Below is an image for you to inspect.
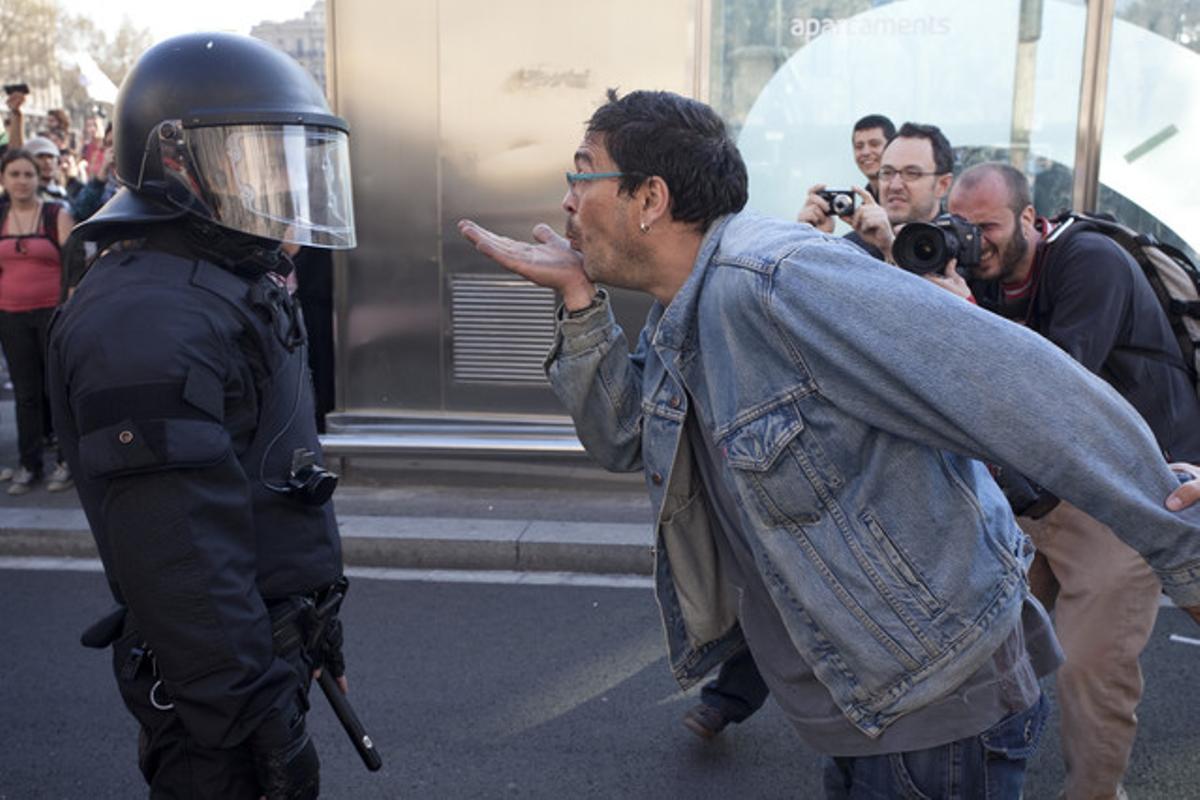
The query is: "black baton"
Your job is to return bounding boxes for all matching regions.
[318,669,383,771]
[305,580,383,772]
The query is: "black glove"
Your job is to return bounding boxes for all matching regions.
[248,698,320,800]
[319,616,346,679]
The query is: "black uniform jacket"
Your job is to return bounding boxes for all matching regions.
[47,243,343,749]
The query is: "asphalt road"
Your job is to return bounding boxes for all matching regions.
[2,565,1199,799]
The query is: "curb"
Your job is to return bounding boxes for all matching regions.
[0,508,655,576]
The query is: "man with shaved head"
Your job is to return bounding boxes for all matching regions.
[946,162,1200,800]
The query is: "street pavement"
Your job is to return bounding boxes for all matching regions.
[3,566,1200,799]
[2,400,1200,797]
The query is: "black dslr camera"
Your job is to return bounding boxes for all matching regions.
[816,188,857,217]
[893,213,981,277]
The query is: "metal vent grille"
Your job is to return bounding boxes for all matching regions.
[451,275,557,384]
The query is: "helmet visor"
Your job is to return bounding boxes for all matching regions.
[161,122,356,249]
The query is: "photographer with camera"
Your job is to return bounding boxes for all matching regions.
[903,161,1200,800]
[795,114,895,236]
[798,122,953,263]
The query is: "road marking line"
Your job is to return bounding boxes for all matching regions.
[0,556,103,572]
[346,566,652,589]
[1169,634,1200,647]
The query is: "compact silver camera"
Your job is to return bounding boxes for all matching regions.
[816,189,857,217]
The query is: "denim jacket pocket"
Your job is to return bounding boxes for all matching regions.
[859,509,943,618]
[720,403,829,528]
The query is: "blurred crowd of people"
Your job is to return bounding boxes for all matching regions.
[3,85,120,223]
[0,84,120,495]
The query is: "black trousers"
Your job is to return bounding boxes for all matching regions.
[111,615,315,799]
[700,646,770,723]
[0,307,53,473]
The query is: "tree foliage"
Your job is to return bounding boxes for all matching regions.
[0,0,60,89]
[61,15,153,88]
[0,0,151,120]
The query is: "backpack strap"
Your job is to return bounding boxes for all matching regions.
[0,200,64,254]
[1046,212,1196,378]
[40,201,63,255]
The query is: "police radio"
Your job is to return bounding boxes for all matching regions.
[285,448,338,506]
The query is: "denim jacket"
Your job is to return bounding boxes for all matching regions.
[545,211,1200,738]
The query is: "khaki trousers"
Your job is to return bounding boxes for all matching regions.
[1021,500,1161,800]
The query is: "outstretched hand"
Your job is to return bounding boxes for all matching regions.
[458,219,596,309]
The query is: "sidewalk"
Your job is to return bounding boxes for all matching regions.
[0,401,657,576]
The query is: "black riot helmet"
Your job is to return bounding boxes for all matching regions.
[76,32,355,249]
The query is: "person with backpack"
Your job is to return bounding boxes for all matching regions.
[938,161,1200,800]
[0,148,74,494]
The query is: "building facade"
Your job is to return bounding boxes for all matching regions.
[318,0,1200,457]
[252,0,327,92]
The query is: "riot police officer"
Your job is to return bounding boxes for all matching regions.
[47,33,357,799]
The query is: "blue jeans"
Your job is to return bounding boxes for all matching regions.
[700,647,770,723]
[822,693,1048,799]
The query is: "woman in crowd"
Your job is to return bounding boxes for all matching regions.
[0,148,74,494]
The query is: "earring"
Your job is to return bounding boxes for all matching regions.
[639,222,650,233]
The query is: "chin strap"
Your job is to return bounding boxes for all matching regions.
[181,220,294,279]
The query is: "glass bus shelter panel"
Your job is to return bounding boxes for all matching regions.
[332,0,445,413]
[437,0,696,414]
[712,0,1085,227]
[1097,2,1200,260]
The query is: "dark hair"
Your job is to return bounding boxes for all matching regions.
[853,114,895,140]
[954,162,1032,219]
[0,148,37,175]
[892,122,954,175]
[586,89,748,231]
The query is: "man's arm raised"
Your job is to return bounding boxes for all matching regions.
[458,220,596,311]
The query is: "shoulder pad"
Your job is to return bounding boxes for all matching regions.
[78,418,230,480]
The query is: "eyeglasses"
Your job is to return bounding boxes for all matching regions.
[565,171,629,186]
[878,166,947,184]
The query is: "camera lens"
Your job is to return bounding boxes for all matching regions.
[893,222,951,275]
[832,194,854,216]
